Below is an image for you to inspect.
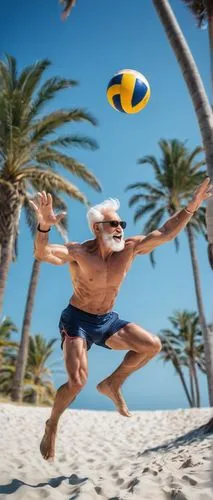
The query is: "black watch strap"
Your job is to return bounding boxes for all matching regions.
[37,223,51,233]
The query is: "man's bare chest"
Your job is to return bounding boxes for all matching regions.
[70,249,133,286]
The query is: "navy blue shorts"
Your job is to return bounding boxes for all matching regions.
[59,303,130,351]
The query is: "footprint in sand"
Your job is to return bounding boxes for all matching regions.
[182,474,197,486]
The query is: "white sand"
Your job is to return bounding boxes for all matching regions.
[0,403,213,500]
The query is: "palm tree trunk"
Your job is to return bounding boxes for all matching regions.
[0,236,14,313]
[0,183,21,313]
[151,0,213,268]
[192,362,201,407]
[189,361,196,407]
[152,0,213,173]
[206,0,213,269]
[206,0,213,93]
[11,259,41,402]
[186,223,213,404]
[175,364,193,407]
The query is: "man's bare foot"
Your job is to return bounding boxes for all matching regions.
[40,420,57,461]
[97,378,132,417]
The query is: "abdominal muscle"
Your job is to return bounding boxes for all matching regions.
[70,280,120,314]
[69,266,122,314]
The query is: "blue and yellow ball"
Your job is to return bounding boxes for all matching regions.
[107,69,150,114]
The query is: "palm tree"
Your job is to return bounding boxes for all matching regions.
[24,334,57,406]
[126,139,213,403]
[160,334,193,406]
[0,316,18,368]
[151,0,213,271]
[0,333,57,405]
[181,1,213,89]
[160,310,205,407]
[0,54,101,314]
[0,316,18,397]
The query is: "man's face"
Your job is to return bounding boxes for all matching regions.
[95,210,125,252]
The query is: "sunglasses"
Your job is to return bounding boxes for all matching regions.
[97,220,127,229]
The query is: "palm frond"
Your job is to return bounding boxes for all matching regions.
[143,207,165,234]
[17,168,88,204]
[138,155,162,178]
[128,193,159,208]
[133,203,156,224]
[181,0,207,27]
[28,76,78,119]
[44,134,98,151]
[31,109,98,142]
[17,59,51,104]
[23,196,38,237]
[174,236,180,252]
[34,149,101,191]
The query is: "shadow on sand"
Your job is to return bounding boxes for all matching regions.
[140,422,213,456]
[0,473,88,495]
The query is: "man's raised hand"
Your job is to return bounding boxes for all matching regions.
[187,177,213,213]
[29,191,66,228]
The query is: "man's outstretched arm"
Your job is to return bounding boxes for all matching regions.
[132,178,212,256]
[30,191,74,265]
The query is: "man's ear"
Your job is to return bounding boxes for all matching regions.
[93,223,100,235]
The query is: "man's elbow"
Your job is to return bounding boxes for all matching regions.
[34,250,44,262]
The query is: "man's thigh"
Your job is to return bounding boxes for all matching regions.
[63,337,88,383]
[105,322,160,352]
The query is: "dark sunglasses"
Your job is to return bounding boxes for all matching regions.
[97,220,127,229]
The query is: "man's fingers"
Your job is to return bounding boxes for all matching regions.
[29,200,39,212]
[42,191,48,204]
[202,177,211,190]
[47,193,52,206]
[36,192,43,207]
[195,178,211,197]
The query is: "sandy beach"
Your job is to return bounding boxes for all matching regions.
[0,403,213,500]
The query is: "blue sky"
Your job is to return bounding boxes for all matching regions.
[1,0,212,410]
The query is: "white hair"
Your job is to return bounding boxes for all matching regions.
[87,198,120,233]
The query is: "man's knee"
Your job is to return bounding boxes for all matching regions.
[151,336,162,354]
[68,367,88,391]
[136,332,161,355]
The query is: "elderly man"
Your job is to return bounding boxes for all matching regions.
[30,177,212,460]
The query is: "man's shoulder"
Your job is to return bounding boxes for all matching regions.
[65,241,80,249]
[65,239,95,252]
[125,235,146,248]
[64,241,82,256]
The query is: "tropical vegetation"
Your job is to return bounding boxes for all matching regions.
[0,325,57,406]
[160,310,206,407]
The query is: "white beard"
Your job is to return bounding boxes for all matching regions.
[102,232,125,252]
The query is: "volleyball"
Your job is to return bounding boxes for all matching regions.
[107,69,150,114]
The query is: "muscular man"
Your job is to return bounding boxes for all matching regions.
[30,177,212,460]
